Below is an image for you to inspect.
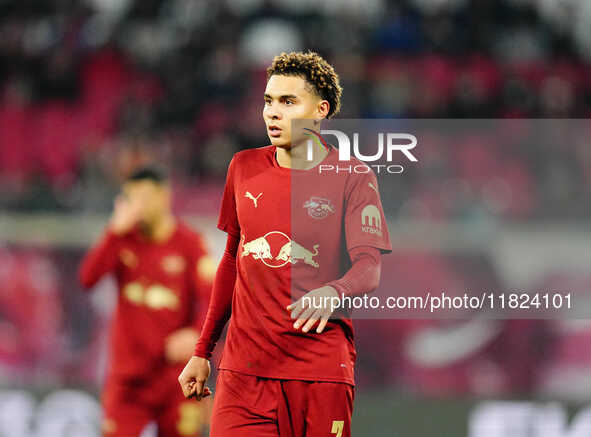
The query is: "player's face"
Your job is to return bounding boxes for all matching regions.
[123,180,171,225]
[263,74,328,149]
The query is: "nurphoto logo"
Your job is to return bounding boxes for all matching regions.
[304,128,418,174]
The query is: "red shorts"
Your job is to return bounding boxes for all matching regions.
[102,365,210,437]
[210,369,354,437]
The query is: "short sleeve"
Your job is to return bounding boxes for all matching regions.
[217,155,241,237]
[344,170,392,254]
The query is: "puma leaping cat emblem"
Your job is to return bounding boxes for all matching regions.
[245,191,263,207]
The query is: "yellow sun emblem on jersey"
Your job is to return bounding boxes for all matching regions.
[144,284,180,310]
[123,282,179,310]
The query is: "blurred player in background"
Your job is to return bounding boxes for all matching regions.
[179,51,392,437]
[79,167,214,437]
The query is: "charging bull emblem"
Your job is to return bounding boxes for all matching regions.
[241,235,272,260]
[276,241,320,267]
[241,231,319,269]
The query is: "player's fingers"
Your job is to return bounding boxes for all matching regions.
[302,309,323,333]
[293,306,317,330]
[316,315,330,334]
[189,384,207,400]
[181,376,197,398]
[194,379,205,399]
[177,372,187,391]
[195,390,211,401]
[287,297,306,310]
[180,380,194,398]
[301,317,318,333]
[293,306,314,329]
[193,387,211,401]
[186,383,197,399]
[289,299,307,320]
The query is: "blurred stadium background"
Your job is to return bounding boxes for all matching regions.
[1,0,591,436]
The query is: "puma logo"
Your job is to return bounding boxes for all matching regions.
[245,191,263,207]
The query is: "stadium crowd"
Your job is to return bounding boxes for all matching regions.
[0,0,590,220]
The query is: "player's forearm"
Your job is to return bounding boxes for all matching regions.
[78,230,120,289]
[192,277,212,331]
[326,246,381,297]
[194,233,239,359]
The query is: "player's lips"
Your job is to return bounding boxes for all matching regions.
[268,125,282,137]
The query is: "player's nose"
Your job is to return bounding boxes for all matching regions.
[264,102,282,120]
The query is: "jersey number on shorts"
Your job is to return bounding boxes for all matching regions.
[331,420,344,437]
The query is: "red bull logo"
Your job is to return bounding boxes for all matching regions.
[241,231,319,269]
[303,197,335,219]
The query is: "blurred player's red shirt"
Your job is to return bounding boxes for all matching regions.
[217,145,391,385]
[79,222,212,378]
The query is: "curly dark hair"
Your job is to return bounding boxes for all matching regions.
[267,51,342,119]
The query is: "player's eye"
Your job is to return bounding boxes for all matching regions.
[285,99,294,105]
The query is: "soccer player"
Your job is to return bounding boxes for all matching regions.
[79,167,214,437]
[178,51,392,437]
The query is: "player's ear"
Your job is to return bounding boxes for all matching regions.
[317,99,330,120]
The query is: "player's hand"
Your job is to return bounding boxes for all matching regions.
[178,356,212,401]
[109,194,141,235]
[165,328,199,363]
[287,285,339,334]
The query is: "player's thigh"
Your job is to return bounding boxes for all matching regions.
[304,382,354,437]
[210,370,279,437]
[102,379,152,437]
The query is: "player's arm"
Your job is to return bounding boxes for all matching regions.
[290,166,391,333]
[326,246,381,296]
[178,232,239,401]
[78,230,120,288]
[78,195,139,288]
[288,246,382,334]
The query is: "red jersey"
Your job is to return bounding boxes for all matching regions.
[217,145,391,385]
[79,222,213,378]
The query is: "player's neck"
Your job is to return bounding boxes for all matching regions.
[276,141,329,170]
[140,213,176,243]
